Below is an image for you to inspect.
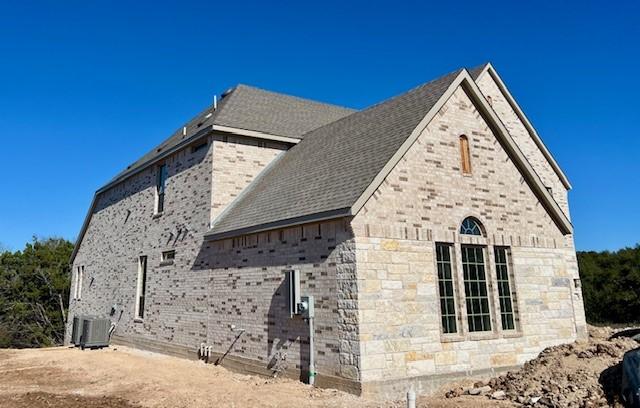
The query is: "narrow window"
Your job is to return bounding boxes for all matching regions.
[436,243,457,334]
[461,245,492,332]
[495,247,517,330]
[459,135,471,174]
[74,266,84,300]
[155,164,168,214]
[161,250,175,264]
[135,256,148,319]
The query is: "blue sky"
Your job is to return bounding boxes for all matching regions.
[0,1,637,252]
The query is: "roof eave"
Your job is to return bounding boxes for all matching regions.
[475,63,572,190]
[204,208,352,241]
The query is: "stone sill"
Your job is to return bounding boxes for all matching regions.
[159,260,174,267]
[152,212,164,219]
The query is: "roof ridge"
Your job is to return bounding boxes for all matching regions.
[297,67,465,140]
[233,83,356,113]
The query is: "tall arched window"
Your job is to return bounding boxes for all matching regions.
[460,216,484,236]
[459,135,471,174]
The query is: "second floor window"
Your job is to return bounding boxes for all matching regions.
[156,164,168,214]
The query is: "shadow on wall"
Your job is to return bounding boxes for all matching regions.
[190,224,351,380]
[92,144,210,214]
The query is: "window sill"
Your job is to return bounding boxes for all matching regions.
[134,318,144,323]
[152,212,163,219]
[440,334,466,343]
[159,260,174,267]
[501,330,523,339]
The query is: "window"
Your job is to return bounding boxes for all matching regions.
[495,247,516,330]
[74,266,84,300]
[161,250,175,264]
[135,256,148,319]
[155,164,168,214]
[192,141,208,153]
[459,135,471,174]
[436,243,457,334]
[460,217,484,236]
[461,245,492,332]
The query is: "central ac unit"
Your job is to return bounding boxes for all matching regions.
[79,317,111,349]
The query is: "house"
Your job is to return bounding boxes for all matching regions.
[66,63,586,399]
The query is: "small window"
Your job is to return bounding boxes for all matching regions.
[192,141,208,153]
[135,256,148,319]
[155,164,168,214]
[486,95,493,106]
[459,135,471,174]
[461,245,492,332]
[460,217,484,236]
[495,247,517,330]
[436,243,458,334]
[161,250,175,264]
[546,186,553,195]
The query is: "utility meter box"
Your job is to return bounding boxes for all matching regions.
[286,269,301,317]
[298,295,315,319]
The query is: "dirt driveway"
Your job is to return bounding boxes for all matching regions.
[0,346,511,408]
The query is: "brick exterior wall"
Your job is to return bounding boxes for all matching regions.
[67,137,215,347]
[475,71,570,217]
[210,136,287,221]
[350,86,586,398]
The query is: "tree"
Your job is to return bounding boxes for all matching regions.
[578,245,640,324]
[0,237,73,348]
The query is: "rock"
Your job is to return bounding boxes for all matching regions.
[478,385,492,395]
[491,390,506,400]
[468,388,482,396]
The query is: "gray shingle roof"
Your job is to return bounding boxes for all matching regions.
[103,84,355,191]
[207,69,463,239]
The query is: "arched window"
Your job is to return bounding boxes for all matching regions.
[460,217,484,236]
[459,135,471,174]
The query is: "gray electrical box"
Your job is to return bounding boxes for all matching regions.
[287,269,301,317]
[299,295,315,319]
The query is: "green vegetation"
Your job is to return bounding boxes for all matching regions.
[578,245,640,325]
[0,238,74,348]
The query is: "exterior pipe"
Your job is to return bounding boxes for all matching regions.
[308,315,316,386]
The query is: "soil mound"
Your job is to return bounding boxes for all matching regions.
[446,326,639,407]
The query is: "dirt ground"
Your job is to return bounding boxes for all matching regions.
[0,326,636,408]
[0,345,510,408]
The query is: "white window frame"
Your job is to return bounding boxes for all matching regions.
[74,266,84,300]
[134,256,147,320]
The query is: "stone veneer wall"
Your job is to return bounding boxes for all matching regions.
[350,85,586,398]
[475,71,570,217]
